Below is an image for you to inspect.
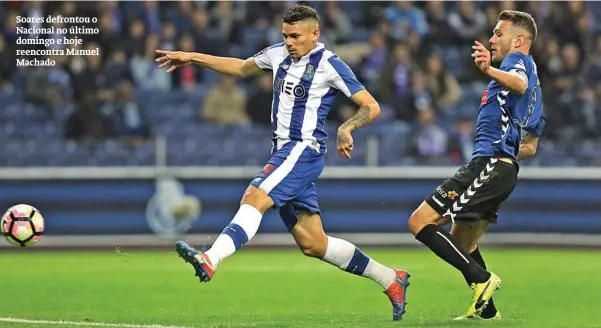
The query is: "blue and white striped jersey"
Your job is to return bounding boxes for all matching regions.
[253,42,365,155]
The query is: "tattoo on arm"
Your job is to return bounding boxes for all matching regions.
[340,105,372,131]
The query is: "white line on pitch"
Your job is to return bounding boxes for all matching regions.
[0,317,197,328]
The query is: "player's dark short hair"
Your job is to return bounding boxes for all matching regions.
[498,10,537,42]
[282,4,319,24]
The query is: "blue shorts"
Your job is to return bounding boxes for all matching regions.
[250,141,324,215]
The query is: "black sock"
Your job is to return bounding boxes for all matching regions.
[467,248,498,318]
[415,224,490,283]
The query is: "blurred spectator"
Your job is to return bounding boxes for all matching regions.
[201,75,249,126]
[64,94,112,141]
[167,1,194,34]
[321,1,352,45]
[384,1,428,40]
[550,2,588,55]
[0,35,14,82]
[424,53,462,111]
[448,116,475,163]
[159,21,178,51]
[406,29,429,63]
[130,34,171,91]
[578,87,599,138]
[265,14,284,46]
[583,35,601,84]
[380,43,418,114]
[359,32,387,95]
[171,34,203,91]
[3,10,19,44]
[411,108,448,164]
[24,66,54,110]
[246,74,273,126]
[554,44,582,97]
[460,32,490,84]
[93,12,121,59]
[103,47,133,84]
[394,70,435,123]
[45,55,73,109]
[424,1,455,46]
[209,1,244,44]
[24,54,72,111]
[124,18,147,59]
[108,81,151,142]
[70,43,113,103]
[141,1,161,35]
[448,1,487,46]
[190,9,223,56]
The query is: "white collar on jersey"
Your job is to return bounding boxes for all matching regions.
[291,43,325,62]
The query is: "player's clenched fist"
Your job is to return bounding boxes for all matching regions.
[471,41,491,73]
[155,50,194,73]
[336,127,354,159]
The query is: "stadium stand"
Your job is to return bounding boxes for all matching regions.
[1,1,600,167]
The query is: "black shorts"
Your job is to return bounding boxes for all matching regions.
[425,156,518,223]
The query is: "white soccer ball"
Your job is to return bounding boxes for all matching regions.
[1,204,45,247]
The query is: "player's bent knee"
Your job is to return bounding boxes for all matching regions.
[408,201,446,236]
[291,211,327,258]
[295,229,328,258]
[407,208,432,236]
[299,242,327,258]
[241,186,274,214]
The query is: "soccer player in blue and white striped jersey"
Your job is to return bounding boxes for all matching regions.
[156,4,410,321]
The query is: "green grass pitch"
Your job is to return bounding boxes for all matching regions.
[0,248,599,328]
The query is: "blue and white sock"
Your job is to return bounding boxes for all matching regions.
[322,236,396,289]
[205,204,262,267]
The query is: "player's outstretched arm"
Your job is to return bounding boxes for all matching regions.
[336,90,381,159]
[516,134,539,160]
[472,41,527,95]
[155,50,262,78]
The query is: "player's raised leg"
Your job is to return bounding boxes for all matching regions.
[451,220,501,320]
[175,185,273,282]
[407,201,501,317]
[280,204,410,321]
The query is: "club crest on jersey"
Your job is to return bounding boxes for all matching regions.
[262,164,275,175]
[480,90,489,105]
[447,191,459,200]
[302,65,315,81]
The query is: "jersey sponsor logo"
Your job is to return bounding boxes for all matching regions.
[293,84,306,97]
[431,195,445,208]
[274,78,306,98]
[436,186,458,200]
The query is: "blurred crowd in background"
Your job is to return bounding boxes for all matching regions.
[1,1,601,167]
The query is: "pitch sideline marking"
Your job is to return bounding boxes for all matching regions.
[0,317,197,328]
